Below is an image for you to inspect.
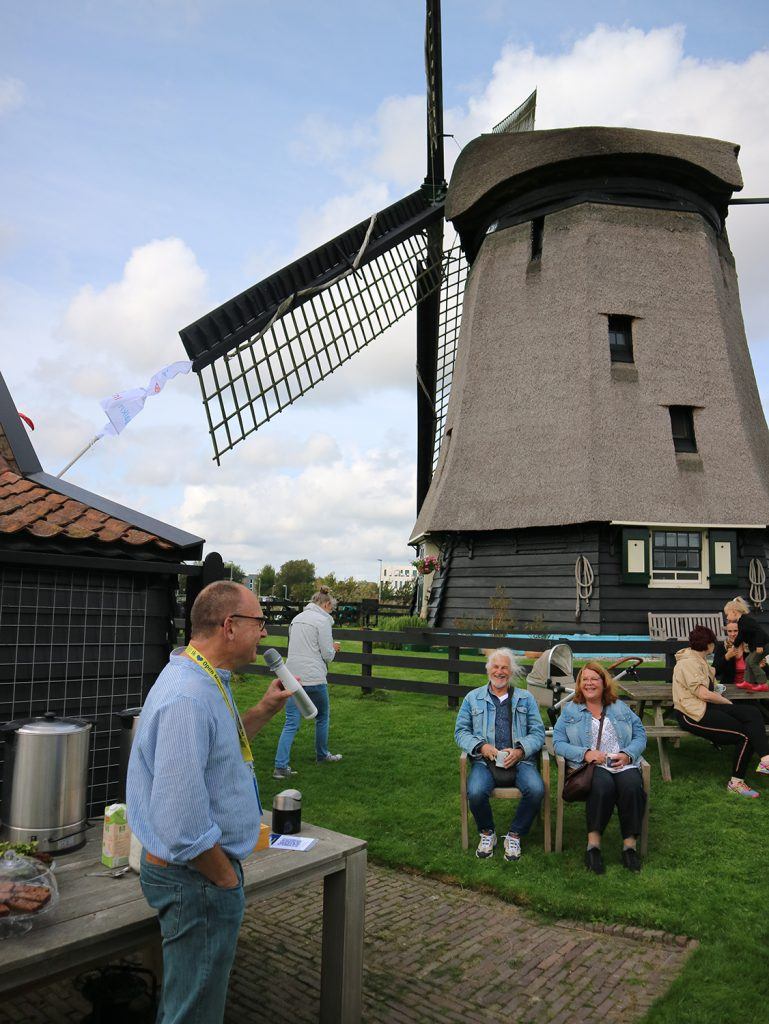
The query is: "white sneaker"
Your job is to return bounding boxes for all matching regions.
[476,831,497,859]
[317,753,343,763]
[503,833,522,862]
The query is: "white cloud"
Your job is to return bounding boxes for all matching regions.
[293,25,769,349]
[60,237,208,379]
[0,78,25,116]
[175,440,417,575]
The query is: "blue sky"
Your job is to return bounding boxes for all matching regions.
[2,2,769,578]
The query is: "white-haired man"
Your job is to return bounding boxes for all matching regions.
[455,648,545,861]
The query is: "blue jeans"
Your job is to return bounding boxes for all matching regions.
[274,684,330,768]
[467,758,545,837]
[140,851,245,1024]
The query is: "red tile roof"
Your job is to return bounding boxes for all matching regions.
[0,454,174,551]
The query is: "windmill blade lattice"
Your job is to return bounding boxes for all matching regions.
[180,191,444,462]
[433,239,467,469]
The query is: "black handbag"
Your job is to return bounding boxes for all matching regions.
[562,712,605,803]
[488,694,519,787]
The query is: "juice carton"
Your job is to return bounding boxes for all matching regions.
[102,803,131,867]
[254,822,271,851]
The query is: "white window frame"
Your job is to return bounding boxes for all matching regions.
[648,528,710,589]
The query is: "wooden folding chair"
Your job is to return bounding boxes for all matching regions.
[460,750,551,853]
[554,756,650,855]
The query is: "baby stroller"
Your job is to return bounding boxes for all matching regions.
[526,644,576,727]
[526,646,644,726]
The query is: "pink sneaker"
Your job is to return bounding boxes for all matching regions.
[757,760,769,775]
[727,779,759,798]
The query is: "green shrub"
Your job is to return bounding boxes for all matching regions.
[376,615,430,650]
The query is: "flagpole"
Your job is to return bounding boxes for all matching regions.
[57,435,102,478]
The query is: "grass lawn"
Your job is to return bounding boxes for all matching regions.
[233,647,768,1024]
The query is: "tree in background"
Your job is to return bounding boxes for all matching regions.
[223,561,246,583]
[275,559,316,601]
[315,573,377,601]
[258,564,276,595]
[380,578,416,605]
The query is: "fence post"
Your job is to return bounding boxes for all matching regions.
[447,644,459,710]
[361,634,374,696]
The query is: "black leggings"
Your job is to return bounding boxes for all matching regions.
[676,704,769,778]
[586,768,646,839]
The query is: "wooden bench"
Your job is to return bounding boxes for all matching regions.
[645,724,685,782]
[648,612,726,641]
[646,722,769,782]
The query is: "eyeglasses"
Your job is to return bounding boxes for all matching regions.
[226,613,267,630]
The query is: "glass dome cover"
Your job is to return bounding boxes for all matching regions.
[0,849,59,939]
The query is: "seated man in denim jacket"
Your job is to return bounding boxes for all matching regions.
[455,648,545,861]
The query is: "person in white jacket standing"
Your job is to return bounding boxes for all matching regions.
[273,586,342,779]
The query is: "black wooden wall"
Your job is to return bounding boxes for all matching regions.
[429,524,769,635]
[0,564,176,815]
[428,526,601,634]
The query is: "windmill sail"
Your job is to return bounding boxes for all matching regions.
[433,239,468,469]
[492,88,537,134]
[180,190,444,462]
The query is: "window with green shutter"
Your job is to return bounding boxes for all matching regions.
[622,527,650,584]
[709,530,737,586]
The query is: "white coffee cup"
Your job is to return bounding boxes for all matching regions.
[495,750,507,767]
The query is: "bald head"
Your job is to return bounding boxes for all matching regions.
[190,581,251,638]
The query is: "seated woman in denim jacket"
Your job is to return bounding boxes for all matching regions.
[553,661,647,875]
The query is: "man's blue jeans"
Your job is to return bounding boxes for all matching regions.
[467,758,545,836]
[140,851,245,1024]
[274,684,330,768]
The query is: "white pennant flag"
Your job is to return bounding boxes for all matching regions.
[98,359,192,437]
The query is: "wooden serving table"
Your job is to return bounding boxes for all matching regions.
[618,681,769,781]
[0,815,367,1023]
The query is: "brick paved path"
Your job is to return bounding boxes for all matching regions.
[6,864,696,1024]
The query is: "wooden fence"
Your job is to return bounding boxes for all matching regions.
[243,628,682,708]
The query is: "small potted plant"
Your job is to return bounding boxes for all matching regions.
[412,554,441,576]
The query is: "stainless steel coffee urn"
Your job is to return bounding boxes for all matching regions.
[0,712,93,853]
[116,707,142,801]
[272,789,302,835]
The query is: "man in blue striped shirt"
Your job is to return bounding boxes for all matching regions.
[127,580,289,1024]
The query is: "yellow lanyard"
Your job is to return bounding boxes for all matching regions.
[185,645,253,765]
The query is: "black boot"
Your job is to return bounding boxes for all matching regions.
[585,846,605,874]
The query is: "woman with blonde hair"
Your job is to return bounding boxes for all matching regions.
[273,586,342,779]
[552,661,647,874]
[723,597,769,692]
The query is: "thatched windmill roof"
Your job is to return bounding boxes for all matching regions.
[412,127,769,542]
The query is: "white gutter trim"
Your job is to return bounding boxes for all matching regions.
[611,520,767,530]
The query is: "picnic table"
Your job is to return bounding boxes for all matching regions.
[0,815,366,1023]
[618,680,769,782]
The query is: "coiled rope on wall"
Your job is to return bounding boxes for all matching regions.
[749,557,767,610]
[575,555,595,621]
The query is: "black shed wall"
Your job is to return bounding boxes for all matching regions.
[0,564,176,815]
[429,526,601,633]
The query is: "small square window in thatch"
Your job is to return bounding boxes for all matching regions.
[607,314,634,363]
[669,405,698,453]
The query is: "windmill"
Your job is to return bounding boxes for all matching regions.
[179,4,769,636]
[178,1,531,511]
